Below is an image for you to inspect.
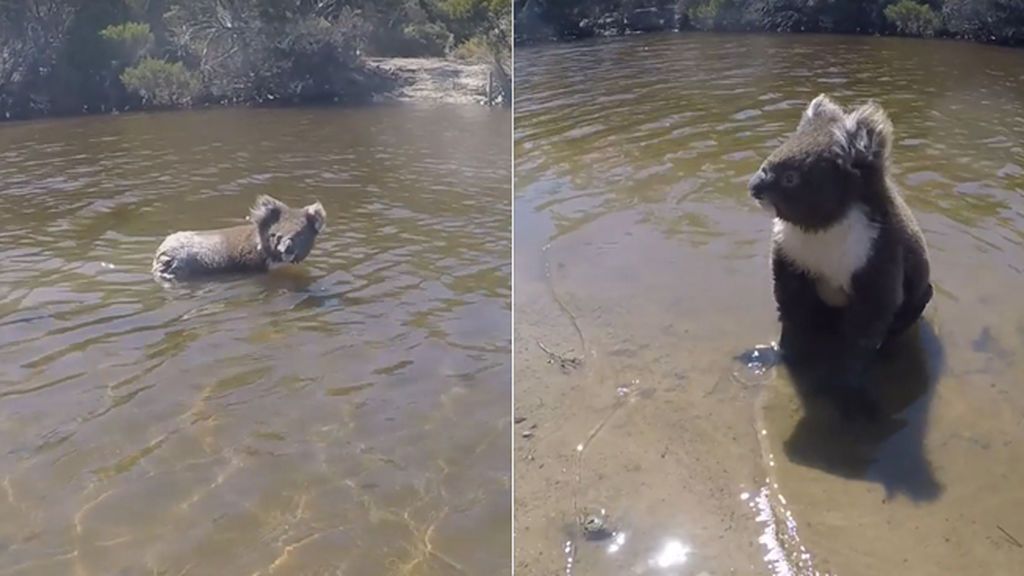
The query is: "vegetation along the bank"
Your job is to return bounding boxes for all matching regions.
[514,0,1024,46]
[1,0,511,121]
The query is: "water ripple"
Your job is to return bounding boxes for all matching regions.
[0,104,511,574]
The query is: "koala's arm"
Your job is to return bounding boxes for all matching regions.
[840,244,904,384]
[772,251,828,323]
[772,251,834,356]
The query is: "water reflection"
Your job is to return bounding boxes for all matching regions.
[571,528,695,575]
[747,483,817,576]
[607,530,627,554]
[651,539,690,569]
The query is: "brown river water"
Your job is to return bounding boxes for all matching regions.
[0,104,511,575]
[514,33,1024,576]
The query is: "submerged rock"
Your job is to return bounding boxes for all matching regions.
[577,507,614,541]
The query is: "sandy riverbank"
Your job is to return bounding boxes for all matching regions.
[368,57,503,106]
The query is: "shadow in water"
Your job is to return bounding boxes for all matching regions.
[154,265,320,294]
[781,319,945,502]
[256,265,319,292]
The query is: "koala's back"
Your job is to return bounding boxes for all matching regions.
[152,225,262,280]
[884,182,932,319]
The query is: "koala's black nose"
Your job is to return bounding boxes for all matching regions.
[748,167,771,199]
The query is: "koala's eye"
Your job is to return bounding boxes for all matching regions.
[781,171,799,187]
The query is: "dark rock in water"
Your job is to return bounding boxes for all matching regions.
[732,344,781,387]
[736,344,781,374]
[578,507,614,541]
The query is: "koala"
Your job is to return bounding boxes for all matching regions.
[152,195,326,281]
[748,94,932,396]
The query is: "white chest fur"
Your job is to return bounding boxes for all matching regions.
[773,205,879,306]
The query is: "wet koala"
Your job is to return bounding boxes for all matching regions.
[748,94,932,392]
[152,195,326,281]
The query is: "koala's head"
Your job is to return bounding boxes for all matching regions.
[249,195,326,264]
[748,94,894,230]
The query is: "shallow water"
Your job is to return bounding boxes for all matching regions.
[514,33,1024,575]
[0,104,511,575]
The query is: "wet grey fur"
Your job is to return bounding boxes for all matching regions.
[152,195,326,281]
[748,94,932,393]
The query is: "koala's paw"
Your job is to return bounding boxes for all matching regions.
[152,251,182,281]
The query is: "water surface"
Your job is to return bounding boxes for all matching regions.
[0,104,511,575]
[514,33,1024,576]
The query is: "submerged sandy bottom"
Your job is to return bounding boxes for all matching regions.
[515,204,1024,575]
[514,32,1024,576]
[515,205,769,575]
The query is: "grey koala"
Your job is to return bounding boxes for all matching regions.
[748,94,933,399]
[152,195,326,281]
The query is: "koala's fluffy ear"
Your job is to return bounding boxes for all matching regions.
[798,94,845,131]
[840,101,893,167]
[305,201,326,233]
[250,195,286,227]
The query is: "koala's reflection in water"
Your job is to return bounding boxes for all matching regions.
[255,265,319,292]
[780,318,944,502]
[161,260,329,320]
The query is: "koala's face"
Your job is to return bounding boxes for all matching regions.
[749,94,892,231]
[749,130,855,230]
[250,195,326,264]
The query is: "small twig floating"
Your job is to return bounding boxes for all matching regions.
[998,525,1023,549]
[536,340,582,372]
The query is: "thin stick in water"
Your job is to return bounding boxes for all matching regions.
[998,525,1023,548]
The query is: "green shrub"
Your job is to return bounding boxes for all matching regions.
[166,5,373,103]
[943,0,1024,45]
[451,35,492,62]
[884,0,941,37]
[99,22,153,65]
[400,22,454,57]
[679,0,757,32]
[120,58,199,107]
[271,14,371,101]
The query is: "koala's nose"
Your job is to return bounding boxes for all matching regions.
[748,167,771,199]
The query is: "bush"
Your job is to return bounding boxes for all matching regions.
[100,21,153,65]
[679,0,758,32]
[400,22,454,56]
[451,35,492,62]
[271,14,371,101]
[884,0,940,37]
[165,4,375,104]
[943,0,1024,45]
[120,58,199,107]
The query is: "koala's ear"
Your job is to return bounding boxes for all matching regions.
[840,101,893,167]
[305,201,326,232]
[798,94,844,131]
[250,195,286,228]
